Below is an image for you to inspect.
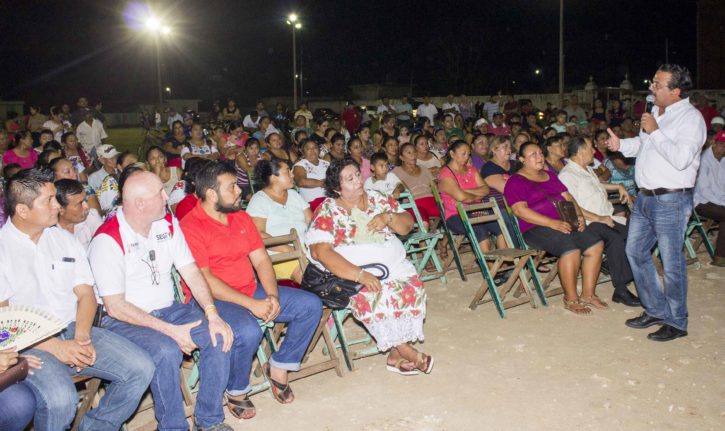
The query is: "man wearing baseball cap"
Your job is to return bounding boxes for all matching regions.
[694,130,725,267]
[710,116,724,133]
[87,144,119,193]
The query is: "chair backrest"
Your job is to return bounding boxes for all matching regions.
[397,189,429,233]
[456,198,510,246]
[262,228,308,272]
[502,197,528,250]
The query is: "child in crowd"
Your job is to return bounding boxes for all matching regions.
[364,152,404,198]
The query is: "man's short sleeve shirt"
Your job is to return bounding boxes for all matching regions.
[180,202,264,297]
[88,208,195,313]
[0,221,94,322]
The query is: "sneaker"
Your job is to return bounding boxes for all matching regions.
[192,420,234,431]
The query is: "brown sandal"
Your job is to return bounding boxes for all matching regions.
[579,295,609,310]
[226,394,256,419]
[414,352,435,374]
[263,364,294,404]
[563,297,591,315]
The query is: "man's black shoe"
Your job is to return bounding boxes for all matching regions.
[612,291,641,307]
[625,312,663,329]
[647,324,688,342]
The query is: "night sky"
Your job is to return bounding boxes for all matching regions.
[0,0,696,110]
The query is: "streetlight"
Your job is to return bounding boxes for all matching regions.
[143,15,172,108]
[287,14,302,109]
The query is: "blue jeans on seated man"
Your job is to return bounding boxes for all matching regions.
[0,382,36,431]
[103,302,231,431]
[626,191,693,331]
[23,322,155,431]
[192,284,322,396]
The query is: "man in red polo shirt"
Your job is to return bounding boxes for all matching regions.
[180,162,322,419]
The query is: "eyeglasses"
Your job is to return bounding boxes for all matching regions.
[649,80,669,91]
[142,250,160,286]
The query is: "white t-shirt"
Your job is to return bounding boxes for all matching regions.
[364,172,401,196]
[179,142,218,169]
[75,119,108,153]
[294,158,329,202]
[88,168,113,193]
[243,114,259,129]
[73,208,103,249]
[442,102,460,114]
[88,209,195,313]
[417,103,438,124]
[42,119,71,142]
[0,221,94,323]
[483,102,500,121]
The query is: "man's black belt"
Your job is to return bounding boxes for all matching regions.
[640,187,693,197]
[93,306,109,328]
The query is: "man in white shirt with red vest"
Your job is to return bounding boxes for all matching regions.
[607,64,706,342]
[0,169,154,431]
[88,171,235,431]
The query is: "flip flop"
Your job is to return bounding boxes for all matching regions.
[263,364,294,404]
[386,358,420,376]
[226,393,256,420]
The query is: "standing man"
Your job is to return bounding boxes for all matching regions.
[75,108,108,157]
[416,95,438,125]
[394,96,413,127]
[607,64,706,342]
[341,101,361,133]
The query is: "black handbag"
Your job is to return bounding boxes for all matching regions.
[528,178,580,230]
[301,263,389,309]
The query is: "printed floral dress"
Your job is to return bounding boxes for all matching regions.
[306,192,426,351]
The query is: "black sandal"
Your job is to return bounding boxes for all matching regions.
[226,393,256,419]
[263,364,294,404]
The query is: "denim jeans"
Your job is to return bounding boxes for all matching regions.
[195,284,321,395]
[0,382,36,431]
[103,302,231,430]
[23,323,155,431]
[626,191,693,330]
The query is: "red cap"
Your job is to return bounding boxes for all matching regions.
[716,130,725,142]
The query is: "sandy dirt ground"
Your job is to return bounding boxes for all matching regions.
[129,250,725,431]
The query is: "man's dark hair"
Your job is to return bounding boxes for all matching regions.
[566,135,589,158]
[370,152,388,165]
[2,163,21,180]
[5,168,54,218]
[324,156,360,198]
[195,161,236,200]
[254,158,290,188]
[55,179,84,207]
[658,64,693,96]
[181,157,213,194]
[43,140,62,152]
[556,109,567,117]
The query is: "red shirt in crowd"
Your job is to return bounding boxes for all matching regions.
[341,108,361,132]
[174,194,198,221]
[180,201,263,297]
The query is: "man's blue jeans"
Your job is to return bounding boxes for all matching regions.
[197,284,321,395]
[0,382,36,431]
[23,322,155,431]
[626,191,693,330]
[103,302,230,431]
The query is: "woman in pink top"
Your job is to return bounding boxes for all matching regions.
[438,140,504,253]
[2,131,38,169]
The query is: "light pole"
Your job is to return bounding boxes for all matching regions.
[287,14,302,110]
[145,17,172,108]
[558,0,565,108]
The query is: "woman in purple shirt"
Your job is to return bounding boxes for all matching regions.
[504,142,605,315]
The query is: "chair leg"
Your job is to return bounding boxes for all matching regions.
[70,378,102,431]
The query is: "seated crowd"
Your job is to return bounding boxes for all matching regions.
[0,94,723,430]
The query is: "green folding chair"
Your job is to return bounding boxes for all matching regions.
[328,308,379,371]
[457,198,545,317]
[653,210,715,269]
[431,183,473,280]
[396,190,446,283]
[503,199,561,301]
